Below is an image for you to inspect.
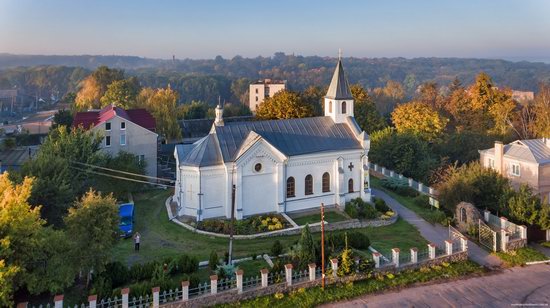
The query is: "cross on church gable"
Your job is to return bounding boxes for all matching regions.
[348,162,354,171]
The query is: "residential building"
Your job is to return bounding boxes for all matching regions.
[73,105,158,177]
[174,58,371,221]
[479,139,550,201]
[248,79,286,112]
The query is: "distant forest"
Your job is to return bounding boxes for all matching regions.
[1,53,550,106]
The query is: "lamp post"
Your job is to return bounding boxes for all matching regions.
[228,184,236,264]
[321,203,325,289]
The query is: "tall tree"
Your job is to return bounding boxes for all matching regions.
[371,80,405,115]
[65,190,119,287]
[100,77,141,108]
[75,66,124,109]
[391,101,448,141]
[533,82,550,137]
[350,85,386,134]
[255,90,313,120]
[137,87,182,142]
[51,109,74,131]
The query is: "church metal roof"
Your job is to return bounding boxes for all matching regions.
[215,116,363,162]
[325,59,353,100]
[176,134,224,167]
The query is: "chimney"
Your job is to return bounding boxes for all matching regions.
[494,141,504,175]
[544,137,550,148]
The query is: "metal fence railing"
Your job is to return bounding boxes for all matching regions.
[188,281,210,298]
[128,295,152,308]
[243,275,261,290]
[159,289,182,304]
[96,296,122,308]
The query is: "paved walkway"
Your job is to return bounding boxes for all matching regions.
[371,188,502,268]
[323,263,550,308]
[532,242,550,258]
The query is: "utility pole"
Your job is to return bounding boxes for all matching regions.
[321,202,326,289]
[228,184,236,264]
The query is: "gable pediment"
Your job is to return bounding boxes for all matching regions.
[235,131,286,167]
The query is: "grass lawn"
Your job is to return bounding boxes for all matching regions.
[111,189,429,266]
[291,211,349,226]
[494,247,548,267]
[371,176,448,225]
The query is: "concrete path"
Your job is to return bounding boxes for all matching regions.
[531,242,550,258]
[322,263,550,308]
[371,188,502,268]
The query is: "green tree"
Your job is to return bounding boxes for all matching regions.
[222,103,252,117]
[302,86,325,116]
[298,224,316,269]
[177,100,210,120]
[391,101,448,141]
[100,77,141,108]
[230,77,251,105]
[51,109,73,131]
[371,80,405,115]
[137,87,182,142]
[93,151,146,199]
[75,66,125,110]
[337,233,354,276]
[209,251,219,271]
[65,190,119,286]
[255,90,313,120]
[350,85,386,134]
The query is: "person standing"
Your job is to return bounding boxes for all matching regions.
[133,232,140,252]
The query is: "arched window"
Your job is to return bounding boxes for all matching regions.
[305,174,313,195]
[322,172,330,192]
[348,178,354,193]
[328,101,332,113]
[460,207,467,223]
[286,177,295,198]
[341,101,347,114]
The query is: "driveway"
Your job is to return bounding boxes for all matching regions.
[371,188,502,268]
[322,263,550,307]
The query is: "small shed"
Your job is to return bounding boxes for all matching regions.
[455,202,481,233]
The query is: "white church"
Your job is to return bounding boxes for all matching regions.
[174,58,371,221]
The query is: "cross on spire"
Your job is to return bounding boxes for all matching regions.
[338,48,342,60]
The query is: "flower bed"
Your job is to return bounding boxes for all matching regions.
[197,214,292,235]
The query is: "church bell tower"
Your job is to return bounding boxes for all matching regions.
[324,52,354,123]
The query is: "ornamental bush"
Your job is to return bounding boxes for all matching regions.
[374,198,391,213]
[271,240,284,257]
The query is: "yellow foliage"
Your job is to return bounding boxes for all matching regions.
[391,101,448,141]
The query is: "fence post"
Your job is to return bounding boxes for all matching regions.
[121,288,129,308]
[518,225,527,240]
[398,174,403,179]
[392,248,400,267]
[445,240,453,255]
[236,269,243,294]
[428,243,436,259]
[210,275,218,294]
[429,187,435,195]
[547,230,550,242]
[500,217,508,229]
[381,167,386,175]
[374,164,378,172]
[16,302,28,308]
[54,295,63,308]
[152,287,159,308]
[389,170,394,177]
[308,263,316,281]
[181,281,189,302]
[460,237,468,252]
[410,248,418,264]
[408,178,413,187]
[418,182,424,192]
[285,264,293,286]
[500,229,508,252]
[484,210,490,222]
[261,268,268,288]
[330,258,338,278]
[372,252,381,268]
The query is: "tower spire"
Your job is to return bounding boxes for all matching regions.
[338,48,342,60]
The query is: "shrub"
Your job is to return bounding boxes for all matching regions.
[374,198,391,213]
[396,186,419,197]
[209,251,219,271]
[271,240,283,257]
[91,276,112,300]
[346,231,370,249]
[129,260,158,282]
[177,255,199,274]
[345,202,359,218]
[103,261,130,288]
[346,198,378,220]
[413,195,430,207]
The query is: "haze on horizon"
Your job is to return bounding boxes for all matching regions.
[1,0,550,62]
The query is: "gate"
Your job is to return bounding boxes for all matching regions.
[479,219,497,252]
[527,225,547,242]
[449,225,464,243]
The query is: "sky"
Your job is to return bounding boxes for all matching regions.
[1,0,550,61]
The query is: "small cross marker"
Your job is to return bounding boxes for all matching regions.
[348,162,354,171]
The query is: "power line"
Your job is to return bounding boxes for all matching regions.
[69,165,175,188]
[70,160,174,183]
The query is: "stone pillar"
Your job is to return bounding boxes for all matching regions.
[418,182,424,192]
[392,248,400,267]
[210,275,218,294]
[519,225,527,240]
[381,167,386,175]
[484,210,490,222]
[408,178,413,187]
[235,269,243,294]
[500,217,508,229]
[428,243,436,259]
[181,281,189,302]
[17,303,28,308]
[121,288,129,308]
[372,252,381,268]
[88,295,97,308]
[501,229,508,252]
[445,240,453,255]
[308,263,316,281]
[429,187,435,195]
[261,269,268,288]
[546,229,550,242]
[389,170,394,177]
[54,295,63,308]
[152,287,159,308]
[460,237,468,252]
[285,264,293,286]
[410,247,418,264]
[330,258,338,278]
[374,164,378,172]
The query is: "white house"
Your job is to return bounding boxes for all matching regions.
[173,58,371,221]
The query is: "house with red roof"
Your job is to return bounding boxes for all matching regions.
[73,104,158,176]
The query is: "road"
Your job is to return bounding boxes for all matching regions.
[371,188,502,268]
[322,263,550,307]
